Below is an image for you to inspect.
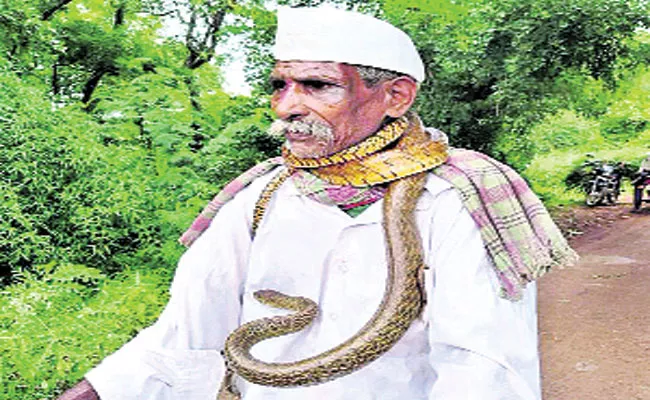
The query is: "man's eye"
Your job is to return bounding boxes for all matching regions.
[303,80,330,90]
[270,79,286,91]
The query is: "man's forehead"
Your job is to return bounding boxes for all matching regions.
[270,61,355,80]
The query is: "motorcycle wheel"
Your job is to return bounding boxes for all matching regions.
[586,190,602,207]
[634,186,643,210]
[609,189,619,205]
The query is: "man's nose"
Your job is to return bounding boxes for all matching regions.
[273,84,309,121]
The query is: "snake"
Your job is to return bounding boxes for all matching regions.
[218,171,428,398]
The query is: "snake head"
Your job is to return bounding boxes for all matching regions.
[252,289,319,315]
[253,289,282,302]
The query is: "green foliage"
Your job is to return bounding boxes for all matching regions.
[529,110,601,153]
[625,30,650,67]
[385,0,650,161]
[1,73,101,280]
[548,71,611,117]
[0,0,284,284]
[491,117,537,171]
[0,1,46,70]
[0,265,169,399]
[600,109,647,141]
[0,65,246,280]
[57,20,126,70]
[522,67,650,206]
[195,103,282,184]
[598,67,650,142]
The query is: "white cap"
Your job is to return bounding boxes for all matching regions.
[272,6,425,82]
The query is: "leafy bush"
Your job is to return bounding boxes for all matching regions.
[0,264,170,400]
[600,113,647,141]
[0,72,203,282]
[549,71,612,117]
[519,64,650,205]
[529,110,601,153]
[596,67,650,141]
[0,73,107,281]
[195,108,282,186]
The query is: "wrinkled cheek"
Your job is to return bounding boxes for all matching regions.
[270,97,282,116]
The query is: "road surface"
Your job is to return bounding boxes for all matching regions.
[540,203,650,400]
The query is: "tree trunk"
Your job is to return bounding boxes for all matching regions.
[183,6,229,70]
[184,76,202,111]
[114,5,125,27]
[82,69,106,104]
[52,63,60,95]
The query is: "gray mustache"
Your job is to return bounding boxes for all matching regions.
[268,120,333,142]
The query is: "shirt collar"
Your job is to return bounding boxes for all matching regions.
[284,172,453,225]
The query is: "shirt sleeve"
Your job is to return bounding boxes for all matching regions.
[85,184,257,400]
[424,187,541,400]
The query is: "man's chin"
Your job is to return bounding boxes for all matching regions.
[286,141,331,159]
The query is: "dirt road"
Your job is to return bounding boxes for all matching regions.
[540,202,650,400]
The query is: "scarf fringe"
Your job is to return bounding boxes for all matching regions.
[433,149,578,300]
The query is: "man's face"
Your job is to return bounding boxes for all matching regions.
[269,61,389,158]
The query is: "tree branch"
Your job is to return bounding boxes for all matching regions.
[82,69,107,104]
[52,63,60,95]
[150,10,176,17]
[183,1,235,69]
[41,0,74,21]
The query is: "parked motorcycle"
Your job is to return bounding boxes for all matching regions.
[584,162,621,207]
[632,171,650,211]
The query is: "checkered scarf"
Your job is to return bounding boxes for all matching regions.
[179,149,576,301]
[433,148,578,300]
[178,157,284,247]
[290,170,387,211]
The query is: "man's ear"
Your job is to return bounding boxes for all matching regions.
[383,76,418,118]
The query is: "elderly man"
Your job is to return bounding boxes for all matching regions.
[58,6,576,400]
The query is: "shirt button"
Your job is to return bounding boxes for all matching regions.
[330,313,338,320]
[338,260,349,273]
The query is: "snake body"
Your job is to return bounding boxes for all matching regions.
[220,171,428,394]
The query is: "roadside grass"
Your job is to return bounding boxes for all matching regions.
[524,129,650,208]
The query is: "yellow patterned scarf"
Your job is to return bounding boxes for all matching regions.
[282,112,448,187]
[247,112,449,231]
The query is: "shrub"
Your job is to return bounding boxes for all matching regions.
[0,264,170,399]
[600,100,648,141]
[0,72,202,281]
[529,110,601,153]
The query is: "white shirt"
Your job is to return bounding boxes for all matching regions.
[86,169,541,400]
[640,157,650,172]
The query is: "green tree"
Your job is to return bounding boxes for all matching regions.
[379,0,650,164]
[0,0,284,283]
